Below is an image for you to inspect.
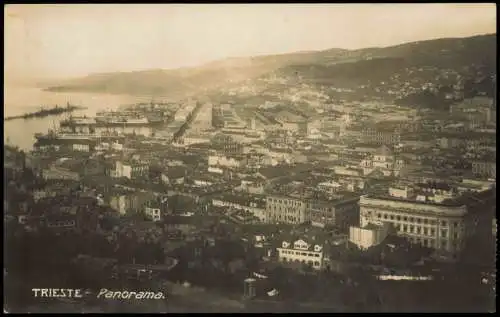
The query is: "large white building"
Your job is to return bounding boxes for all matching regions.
[358,187,471,258]
[113,160,149,180]
[349,222,390,250]
[208,154,247,169]
[276,238,325,270]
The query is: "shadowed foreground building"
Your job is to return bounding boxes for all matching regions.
[276,237,326,270]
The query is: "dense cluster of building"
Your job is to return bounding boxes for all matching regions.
[5,84,496,283]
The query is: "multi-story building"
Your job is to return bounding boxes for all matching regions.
[349,222,390,250]
[472,160,496,179]
[212,193,266,222]
[276,237,325,270]
[144,198,168,222]
[211,133,243,155]
[307,195,360,232]
[267,129,296,147]
[437,131,496,150]
[265,192,359,231]
[208,153,248,169]
[109,191,154,215]
[358,187,473,258]
[266,194,308,224]
[361,127,401,145]
[113,160,149,179]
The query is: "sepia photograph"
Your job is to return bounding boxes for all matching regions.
[3,3,497,313]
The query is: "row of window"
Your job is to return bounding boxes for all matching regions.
[270,215,299,223]
[371,211,458,227]
[269,206,301,212]
[281,258,321,267]
[268,198,302,206]
[47,220,76,228]
[397,224,454,239]
[280,250,321,257]
[409,235,461,251]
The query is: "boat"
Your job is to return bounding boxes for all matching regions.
[4,102,86,121]
[34,129,59,141]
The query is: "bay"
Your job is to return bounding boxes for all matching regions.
[4,85,157,151]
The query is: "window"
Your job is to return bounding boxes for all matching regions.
[314,261,320,266]
[431,229,436,236]
[396,215,401,221]
[390,215,394,221]
[403,216,408,221]
[416,218,421,224]
[423,219,428,224]
[409,217,415,223]
[441,221,447,227]
[383,214,388,219]
[409,225,414,233]
[377,213,381,218]
[403,225,408,232]
[424,228,429,235]
[441,229,447,238]
[416,227,421,234]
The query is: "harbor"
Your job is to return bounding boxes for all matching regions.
[30,99,205,152]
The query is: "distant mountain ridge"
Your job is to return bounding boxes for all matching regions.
[43,33,496,97]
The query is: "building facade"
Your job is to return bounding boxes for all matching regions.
[276,238,325,270]
[349,222,390,250]
[265,195,308,224]
[362,128,401,145]
[359,194,468,257]
[114,160,149,179]
[266,194,359,230]
[472,161,496,179]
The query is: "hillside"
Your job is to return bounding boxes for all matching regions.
[43,34,496,98]
[276,34,496,84]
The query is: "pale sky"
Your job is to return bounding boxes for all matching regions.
[4,3,497,80]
